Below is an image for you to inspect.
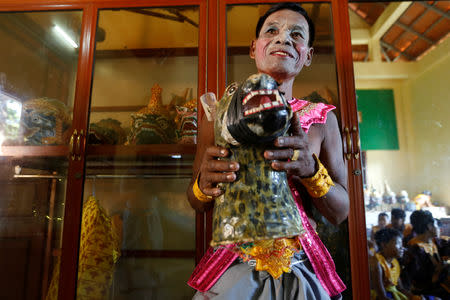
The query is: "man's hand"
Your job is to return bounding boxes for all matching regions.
[264,112,316,178]
[198,146,240,198]
[263,110,349,225]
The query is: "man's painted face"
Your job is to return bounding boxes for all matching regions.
[250,9,313,82]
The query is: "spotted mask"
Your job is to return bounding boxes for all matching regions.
[210,73,303,246]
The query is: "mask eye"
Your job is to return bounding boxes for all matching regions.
[225,82,239,96]
[157,118,169,130]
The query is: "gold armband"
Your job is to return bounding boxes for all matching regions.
[300,154,334,198]
[193,174,213,203]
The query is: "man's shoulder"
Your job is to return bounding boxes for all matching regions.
[291,98,335,133]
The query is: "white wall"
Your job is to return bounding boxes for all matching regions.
[354,37,450,207]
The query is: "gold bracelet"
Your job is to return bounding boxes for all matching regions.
[300,154,334,198]
[193,174,213,202]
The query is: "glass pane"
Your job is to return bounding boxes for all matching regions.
[349,1,450,298]
[0,10,82,300]
[226,3,352,299]
[112,258,195,299]
[79,6,199,300]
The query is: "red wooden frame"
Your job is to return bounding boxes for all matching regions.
[331,0,370,299]
[58,4,97,299]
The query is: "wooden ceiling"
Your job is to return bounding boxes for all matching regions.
[349,1,450,62]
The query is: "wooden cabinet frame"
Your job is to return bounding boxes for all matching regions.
[0,0,369,299]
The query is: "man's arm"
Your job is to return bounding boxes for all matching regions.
[267,110,349,225]
[187,114,215,212]
[186,113,239,212]
[310,111,349,225]
[369,257,391,300]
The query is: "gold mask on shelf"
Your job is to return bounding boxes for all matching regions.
[127,84,176,145]
[175,98,197,144]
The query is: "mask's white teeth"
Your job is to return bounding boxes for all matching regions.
[263,102,272,108]
[243,94,250,105]
[276,93,282,102]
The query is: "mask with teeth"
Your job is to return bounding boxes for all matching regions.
[208,73,303,246]
[218,73,292,146]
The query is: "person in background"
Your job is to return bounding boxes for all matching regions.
[388,208,413,238]
[369,212,390,255]
[413,191,433,210]
[433,219,450,261]
[372,213,390,241]
[403,210,449,299]
[370,228,420,300]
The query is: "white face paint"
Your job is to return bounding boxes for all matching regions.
[250,9,313,82]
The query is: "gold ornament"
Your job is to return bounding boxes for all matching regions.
[300,154,334,198]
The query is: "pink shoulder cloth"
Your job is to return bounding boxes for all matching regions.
[188,99,345,296]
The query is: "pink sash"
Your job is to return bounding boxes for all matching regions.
[188,99,345,296]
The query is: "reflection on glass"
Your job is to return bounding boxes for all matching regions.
[0,10,81,300]
[349,1,450,299]
[0,11,79,146]
[89,7,200,146]
[79,6,199,300]
[225,3,352,299]
[112,258,195,299]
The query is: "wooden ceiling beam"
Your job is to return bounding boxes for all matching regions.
[389,5,431,52]
[351,28,370,45]
[421,3,450,19]
[380,40,414,61]
[395,21,434,45]
[380,45,392,62]
[368,2,412,62]
[370,2,412,40]
[401,9,447,58]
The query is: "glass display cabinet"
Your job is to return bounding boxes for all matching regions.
[0,9,82,300]
[0,1,374,299]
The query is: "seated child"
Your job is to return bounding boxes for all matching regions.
[372,212,389,241]
[403,211,449,299]
[370,228,420,300]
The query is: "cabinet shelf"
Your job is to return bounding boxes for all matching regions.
[86,144,196,157]
[0,144,196,158]
[0,145,68,157]
[52,248,195,259]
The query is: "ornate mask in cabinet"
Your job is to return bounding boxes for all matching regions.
[21,97,71,145]
[88,118,127,145]
[202,73,302,246]
[175,98,197,144]
[127,84,176,145]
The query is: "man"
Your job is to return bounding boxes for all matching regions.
[187,3,349,299]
